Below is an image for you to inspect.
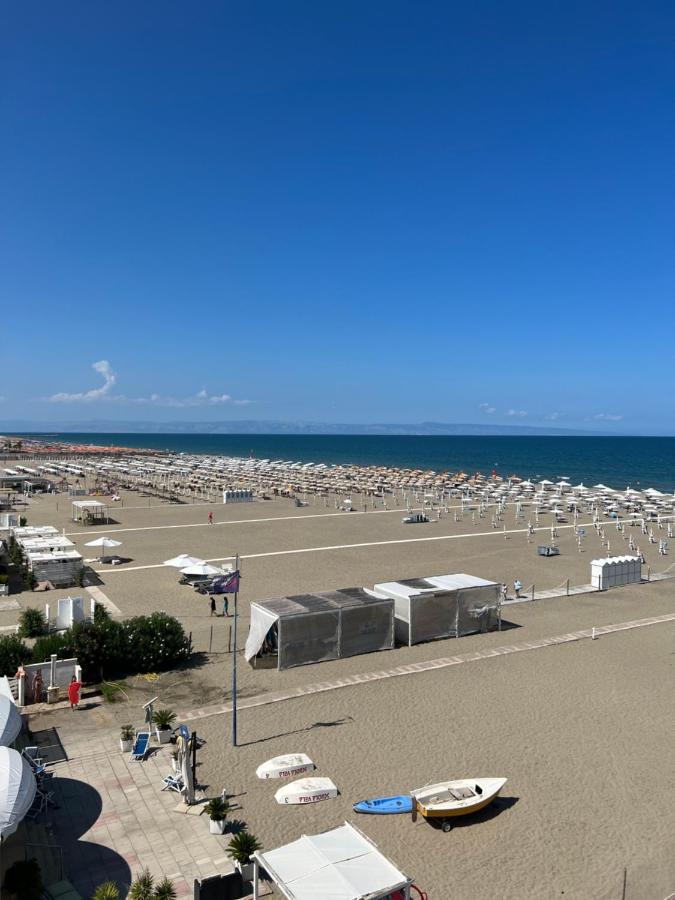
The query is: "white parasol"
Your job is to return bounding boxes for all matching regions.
[163,554,206,568]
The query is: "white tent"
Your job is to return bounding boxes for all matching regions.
[253,821,412,900]
[0,696,21,747]
[0,747,36,842]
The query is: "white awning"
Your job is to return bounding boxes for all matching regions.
[0,696,21,747]
[0,747,36,842]
[254,822,411,900]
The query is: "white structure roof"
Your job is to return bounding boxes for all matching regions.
[374,572,496,599]
[0,696,21,747]
[71,500,106,509]
[0,747,36,842]
[254,822,411,900]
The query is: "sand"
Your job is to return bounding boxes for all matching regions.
[5,479,675,897]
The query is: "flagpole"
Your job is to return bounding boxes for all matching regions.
[232,553,239,747]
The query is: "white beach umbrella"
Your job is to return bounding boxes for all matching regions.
[179,564,223,576]
[84,536,123,560]
[0,697,21,748]
[163,554,206,568]
[0,747,36,842]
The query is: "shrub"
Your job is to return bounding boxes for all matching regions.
[31,632,74,665]
[0,634,31,678]
[92,883,120,900]
[153,879,176,900]
[123,612,191,673]
[101,681,125,703]
[120,723,134,741]
[226,831,262,865]
[152,708,176,730]
[93,602,112,625]
[18,607,48,638]
[3,858,43,900]
[204,796,229,822]
[19,516,27,527]
[0,575,8,585]
[128,869,155,900]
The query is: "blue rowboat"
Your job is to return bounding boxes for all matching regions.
[353,795,413,815]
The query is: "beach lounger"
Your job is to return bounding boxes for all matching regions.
[131,731,150,760]
[162,774,184,793]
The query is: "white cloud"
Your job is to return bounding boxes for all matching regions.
[506,408,527,417]
[49,360,117,402]
[129,389,247,408]
[594,413,623,422]
[479,403,496,414]
[545,412,561,421]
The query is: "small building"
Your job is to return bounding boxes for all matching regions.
[374,573,501,646]
[591,555,642,591]
[12,525,83,587]
[245,587,394,670]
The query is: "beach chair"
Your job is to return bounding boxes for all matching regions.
[131,731,150,760]
[161,773,184,793]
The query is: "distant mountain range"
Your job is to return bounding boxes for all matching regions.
[0,418,607,436]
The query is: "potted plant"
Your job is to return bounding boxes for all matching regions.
[226,831,261,881]
[152,708,176,744]
[0,575,8,597]
[203,796,230,835]
[120,724,134,752]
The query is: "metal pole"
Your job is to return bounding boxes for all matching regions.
[232,553,240,747]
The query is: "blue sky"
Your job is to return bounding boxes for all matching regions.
[2,2,674,433]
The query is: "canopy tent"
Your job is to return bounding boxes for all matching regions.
[163,554,206,568]
[252,821,412,900]
[245,588,394,670]
[0,747,36,842]
[374,573,501,646]
[0,696,21,747]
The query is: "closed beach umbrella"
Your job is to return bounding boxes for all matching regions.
[163,554,206,568]
[0,697,21,748]
[0,747,36,842]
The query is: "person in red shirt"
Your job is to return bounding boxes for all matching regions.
[68,675,81,710]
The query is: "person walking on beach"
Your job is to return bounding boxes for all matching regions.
[210,596,216,617]
[222,596,229,617]
[514,578,522,599]
[208,511,214,525]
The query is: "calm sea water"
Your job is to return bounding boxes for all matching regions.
[13,433,675,492]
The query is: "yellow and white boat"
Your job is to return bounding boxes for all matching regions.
[410,777,507,831]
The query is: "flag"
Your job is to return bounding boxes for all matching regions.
[210,570,240,594]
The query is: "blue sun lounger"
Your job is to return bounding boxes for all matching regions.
[131,731,150,760]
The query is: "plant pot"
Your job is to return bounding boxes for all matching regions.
[120,739,133,752]
[0,584,9,596]
[155,728,172,744]
[209,819,226,835]
[235,861,254,882]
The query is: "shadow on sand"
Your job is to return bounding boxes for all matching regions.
[238,716,354,748]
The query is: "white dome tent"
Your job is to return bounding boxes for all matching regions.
[0,746,36,842]
[0,696,22,748]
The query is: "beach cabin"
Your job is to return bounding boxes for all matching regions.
[373,573,501,646]
[591,555,642,591]
[245,587,394,670]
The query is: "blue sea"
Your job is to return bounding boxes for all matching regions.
[13,434,675,492]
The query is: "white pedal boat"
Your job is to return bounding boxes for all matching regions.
[274,777,338,805]
[256,753,315,780]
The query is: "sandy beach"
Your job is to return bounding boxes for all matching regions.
[3,461,674,898]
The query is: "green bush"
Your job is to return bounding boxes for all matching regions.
[92,883,120,900]
[18,607,48,638]
[226,831,262,865]
[123,612,191,673]
[0,575,8,585]
[31,632,74,664]
[0,634,31,678]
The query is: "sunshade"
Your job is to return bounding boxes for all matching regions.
[84,537,122,548]
[163,554,206,568]
[0,697,21,747]
[179,564,223,576]
[0,747,36,842]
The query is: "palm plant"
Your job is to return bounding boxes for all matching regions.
[152,708,176,731]
[153,878,176,900]
[226,831,262,865]
[128,869,154,900]
[92,882,120,900]
[204,796,230,822]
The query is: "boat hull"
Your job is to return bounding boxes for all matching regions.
[353,795,413,815]
[412,777,507,820]
[417,793,495,818]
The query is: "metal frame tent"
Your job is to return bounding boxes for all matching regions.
[374,573,501,646]
[245,587,394,670]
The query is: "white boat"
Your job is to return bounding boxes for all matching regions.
[411,777,507,831]
[256,753,315,780]
[274,777,338,805]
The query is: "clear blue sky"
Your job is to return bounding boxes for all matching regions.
[2,2,674,433]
